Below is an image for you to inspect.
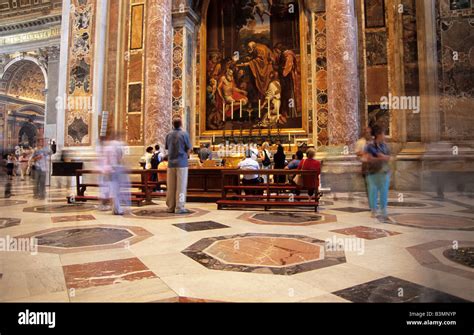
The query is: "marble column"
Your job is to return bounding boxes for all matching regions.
[144,0,173,146]
[44,46,60,141]
[326,0,359,146]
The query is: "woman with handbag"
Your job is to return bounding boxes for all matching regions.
[295,149,321,198]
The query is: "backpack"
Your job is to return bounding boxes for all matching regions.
[262,150,271,167]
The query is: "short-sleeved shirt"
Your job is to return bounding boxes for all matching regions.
[297,158,321,190]
[366,142,390,174]
[238,158,260,180]
[287,159,301,170]
[165,128,192,168]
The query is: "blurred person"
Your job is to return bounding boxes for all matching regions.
[198,143,213,163]
[165,117,192,214]
[143,146,154,172]
[296,148,321,198]
[1,154,12,198]
[287,150,303,170]
[157,155,169,190]
[273,144,287,184]
[353,126,373,200]
[97,138,111,211]
[365,126,391,222]
[19,151,30,181]
[103,134,130,215]
[6,153,15,180]
[31,139,52,200]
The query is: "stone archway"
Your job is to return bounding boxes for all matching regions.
[0,57,47,151]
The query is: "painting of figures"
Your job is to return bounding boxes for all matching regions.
[205,0,303,131]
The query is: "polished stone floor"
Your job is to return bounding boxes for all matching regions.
[0,179,473,302]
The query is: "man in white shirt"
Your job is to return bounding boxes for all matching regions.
[238,150,261,195]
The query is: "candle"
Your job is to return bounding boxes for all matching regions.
[258,100,261,118]
[288,133,291,142]
[267,98,270,120]
[223,102,225,121]
[213,134,215,143]
[231,101,234,120]
[240,100,243,118]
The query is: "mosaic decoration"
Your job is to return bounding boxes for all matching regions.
[65,0,96,146]
[365,31,388,66]
[364,0,386,28]
[314,12,328,146]
[407,240,474,280]
[51,215,96,223]
[182,233,346,275]
[124,1,146,145]
[438,0,474,139]
[203,0,303,132]
[333,276,468,302]
[172,27,184,117]
[402,0,421,142]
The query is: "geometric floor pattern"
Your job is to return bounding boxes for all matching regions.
[1,179,473,302]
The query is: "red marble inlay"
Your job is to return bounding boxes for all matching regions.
[63,257,156,289]
[204,237,323,267]
[331,226,401,240]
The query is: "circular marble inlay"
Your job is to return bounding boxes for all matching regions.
[390,213,474,230]
[23,203,97,213]
[0,218,21,229]
[252,212,322,224]
[0,200,27,207]
[128,207,208,220]
[204,237,324,267]
[36,227,133,248]
[443,247,474,268]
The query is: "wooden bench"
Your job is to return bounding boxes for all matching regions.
[217,169,322,212]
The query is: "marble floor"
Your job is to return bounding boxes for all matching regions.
[0,179,473,303]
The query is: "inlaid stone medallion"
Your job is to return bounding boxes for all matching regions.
[389,213,474,231]
[330,226,401,240]
[16,225,152,254]
[333,276,468,302]
[407,241,474,280]
[173,221,229,232]
[127,207,209,220]
[182,233,346,275]
[23,203,97,213]
[238,212,337,226]
[443,247,474,268]
[0,218,21,229]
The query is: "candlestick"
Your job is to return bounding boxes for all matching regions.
[223,102,225,121]
[258,100,261,118]
[288,133,291,142]
[267,98,270,120]
[231,101,234,120]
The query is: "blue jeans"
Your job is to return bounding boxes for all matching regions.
[367,172,390,216]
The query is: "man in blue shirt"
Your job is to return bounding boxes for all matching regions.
[165,118,192,214]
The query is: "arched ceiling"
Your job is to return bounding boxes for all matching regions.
[5,60,46,103]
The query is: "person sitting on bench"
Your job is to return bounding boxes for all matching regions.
[238,149,262,196]
[296,148,321,198]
